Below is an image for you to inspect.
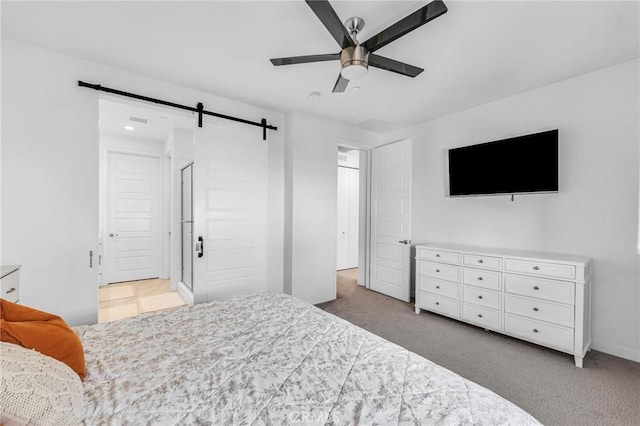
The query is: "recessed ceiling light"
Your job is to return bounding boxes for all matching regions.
[308,91,320,100]
[123,125,135,131]
[351,86,361,92]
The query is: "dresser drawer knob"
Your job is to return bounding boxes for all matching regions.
[477,314,483,318]
[477,295,483,299]
[533,286,540,290]
[478,259,483,264]
[436,254,440,257]
[435,285,440,289]
[533,307,539,312]
[477,277,483,281]
[533,328,539,333]
[436,269,440,273]
[435,302,440,305]
[533,266,540,270]
[6,287,16,294]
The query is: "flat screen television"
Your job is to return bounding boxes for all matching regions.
[447,129,558,197]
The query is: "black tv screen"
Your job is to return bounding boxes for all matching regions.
[448,130,558,196]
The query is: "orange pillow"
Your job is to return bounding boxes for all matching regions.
[0,299,86,380]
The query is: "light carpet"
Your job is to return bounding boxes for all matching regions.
[139,293,186,313]
[317,270,640,426]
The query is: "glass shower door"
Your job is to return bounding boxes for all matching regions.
[181,163,194,291]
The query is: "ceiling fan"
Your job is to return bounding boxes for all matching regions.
[270,0,448,93]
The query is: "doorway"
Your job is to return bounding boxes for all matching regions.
[336,145,365,298]
[97,97,194,322]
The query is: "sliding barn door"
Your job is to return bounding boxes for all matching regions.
[370,140,412,302]
[192,121,268,304]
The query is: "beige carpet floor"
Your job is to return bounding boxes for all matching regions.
[317,269,640,426]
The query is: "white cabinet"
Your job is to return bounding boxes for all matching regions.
[1,266,21,303]
[415,244,591,367]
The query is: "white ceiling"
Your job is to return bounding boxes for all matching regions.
[2,1,639,133]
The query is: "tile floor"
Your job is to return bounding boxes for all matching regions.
[98,278,188,323]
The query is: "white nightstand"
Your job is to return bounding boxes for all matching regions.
[1,265,21,303]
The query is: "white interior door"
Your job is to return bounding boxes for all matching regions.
[337,167,349,270]
[104,151,162,284]
[347,167,359,267]
[337,166,359,270]
[369,140,412,302]
[192,121,268,304]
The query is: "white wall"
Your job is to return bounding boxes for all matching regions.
[384,59,640,361]
[284,111,380,304]
[1,40,285,325]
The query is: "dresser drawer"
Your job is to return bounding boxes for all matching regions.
[505,314,574,352]
[505,294,574,327]
[419,292,460,319]
[464,254,502,270]
[463,267,501,291]
[417,248,461,264]
[1,269,20,303]
[505,258,575,280]
[505,274,574,304]
[462,304,502,331]
[419,261,461,283]
[419,276,460,300]
[463,285,501,309]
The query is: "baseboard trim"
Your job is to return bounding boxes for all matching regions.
[177,282,194,305]
[591,339,640,363]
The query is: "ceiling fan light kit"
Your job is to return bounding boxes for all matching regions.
[340,45,369,80]
[270,0,448,93]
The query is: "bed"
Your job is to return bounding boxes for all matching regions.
[75,293,539,425]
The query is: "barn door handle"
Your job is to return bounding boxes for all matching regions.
[196,236,204,258]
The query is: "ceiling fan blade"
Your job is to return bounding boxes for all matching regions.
[362,0,448,53]
[305,0,355,49]
[270,53,340,66]
[332,74,349,93]
[368,54,424,77]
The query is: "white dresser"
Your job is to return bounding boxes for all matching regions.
[415,244,592,367]
[1,265,21,303]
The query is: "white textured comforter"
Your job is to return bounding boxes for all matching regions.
[81,293,539,425]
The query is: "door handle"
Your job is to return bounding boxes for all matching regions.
[398,239,410,245]
[196,236,204,258]
[109,233,119,237]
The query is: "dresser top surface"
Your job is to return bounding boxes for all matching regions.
[416,243,592,265]
[1,265,21,278]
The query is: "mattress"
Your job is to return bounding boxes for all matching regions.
[80,293,539,425]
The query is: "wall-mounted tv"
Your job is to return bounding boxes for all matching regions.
[447,129,558,197]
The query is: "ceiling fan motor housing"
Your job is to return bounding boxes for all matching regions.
[341,45,370,79]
